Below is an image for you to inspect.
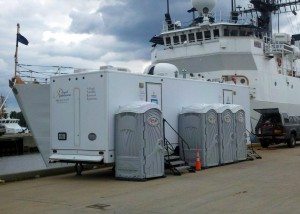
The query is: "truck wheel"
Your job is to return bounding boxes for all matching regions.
[287,134,296,148]
[261,140,269,148]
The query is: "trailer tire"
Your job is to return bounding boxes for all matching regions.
[75,163,83,176]
[260,140,269,148]
[287,134,296,148]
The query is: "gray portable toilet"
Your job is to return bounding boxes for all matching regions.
[229,105,247,161]
[214,104,236,165]
[179,104,220,168]
[115,101,164,180]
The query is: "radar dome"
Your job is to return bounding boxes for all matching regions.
[192,0,216,14]
[144,63,179,77]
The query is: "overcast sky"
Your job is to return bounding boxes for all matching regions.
[0,0,299,112]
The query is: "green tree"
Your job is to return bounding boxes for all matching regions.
[10,111,27,127]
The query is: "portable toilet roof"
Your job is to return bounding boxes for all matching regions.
[227,104,244,113]
[181,104,213,114]
[211,104,229,113]
[116,101,160,114]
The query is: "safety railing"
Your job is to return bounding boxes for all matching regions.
[162,118,190,163]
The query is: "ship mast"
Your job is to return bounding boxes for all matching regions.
[239,0,300,35]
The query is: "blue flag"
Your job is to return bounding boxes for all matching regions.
[17,33,29,45]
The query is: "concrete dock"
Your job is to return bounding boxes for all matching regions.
[0,145,299,214]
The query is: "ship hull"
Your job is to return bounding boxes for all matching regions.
[13,83,51,165]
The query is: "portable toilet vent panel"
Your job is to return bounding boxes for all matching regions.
[215,105,236,164]
[179,104,219,168]
[115,102,164,180]
[230,105,247,161]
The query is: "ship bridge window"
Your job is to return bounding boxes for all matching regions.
[213,29,220,39]
[180,34,187,43]
[246,31,253,36]
[230,30,238,36]
[196,32,203,41]
[173,35,180,45]
[240,30,246,36]
[188,33,195,43]
[204,30,211,40]
[224,29,229,36]
[165,37,171,46]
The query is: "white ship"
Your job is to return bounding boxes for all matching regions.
[0,119,24,134]
[10,0,300,163]
[148,0,300,125]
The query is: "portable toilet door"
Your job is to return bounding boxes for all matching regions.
[179,104,219,168]
[115,102,164,180]
[230,105,247,161]
[204,107,220,167]
[215,104,236,164]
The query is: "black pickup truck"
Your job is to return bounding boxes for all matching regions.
[255,108,299,148]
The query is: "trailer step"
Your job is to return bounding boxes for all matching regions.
[170,160,186,166]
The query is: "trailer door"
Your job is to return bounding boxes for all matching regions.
[74,88,81,148]
[146,83,162,109]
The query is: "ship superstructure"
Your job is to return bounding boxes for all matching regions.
[149,0,300,124]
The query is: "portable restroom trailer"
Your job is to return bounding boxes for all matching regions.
[215,105,236,165]
[115,102,164,180]
[49,69,250,166]
[178,104,219,168]
[229,105,247,161]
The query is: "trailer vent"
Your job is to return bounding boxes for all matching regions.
[58,132,67,141]
[88,133,97,141]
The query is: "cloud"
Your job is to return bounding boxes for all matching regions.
[0,0,300,112]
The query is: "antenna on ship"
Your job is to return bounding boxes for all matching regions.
[238,0,300,35]
[165,0,174,30]
[167,0,170,15]
[230,0,239,22]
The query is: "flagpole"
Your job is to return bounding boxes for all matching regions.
[14,23,20,78]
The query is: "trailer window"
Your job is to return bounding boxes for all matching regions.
[188,33,195,43]
[165,37,171,46]
[181,34,187,43]
[204,31,211,40]
[173,36,180,45]
[196,32,203,41]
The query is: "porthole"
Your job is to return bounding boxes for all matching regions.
[240,79,246,84]
[274,82,277,86]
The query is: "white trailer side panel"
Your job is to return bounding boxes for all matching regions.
[107,72,250,148]
[51,70,250,164]
[51,73,111,162]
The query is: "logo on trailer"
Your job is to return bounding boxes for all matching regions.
[147,116,159,126]
[56,88,71,98]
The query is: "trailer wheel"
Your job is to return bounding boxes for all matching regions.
[260,140,269,148]
[287,134,296,148]
[75,163,83,176]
